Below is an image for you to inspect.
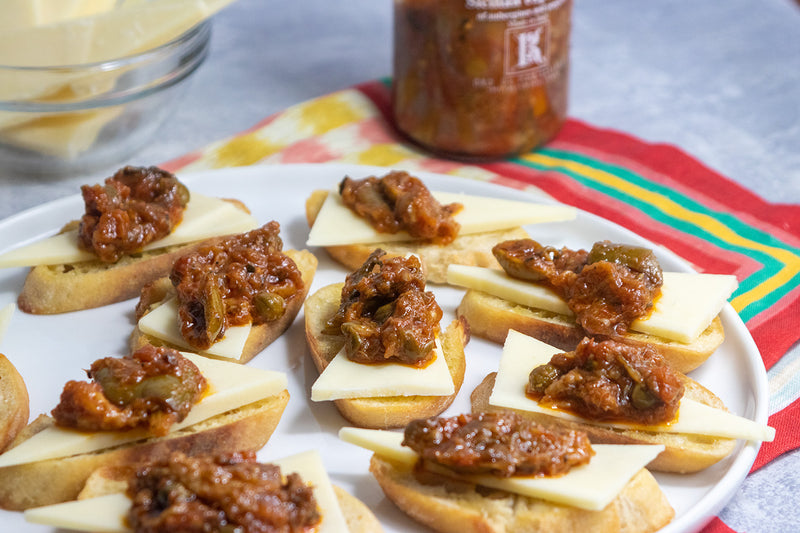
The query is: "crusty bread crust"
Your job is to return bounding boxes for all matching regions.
[17,199,253,315]
[130,249,318,364]
[18,242,205,315]
[304,282,469,429]
[0,390,289,511]
[333,485,384,533]
[470,372,736,474]
[369,454,674,533]
[78,465,383,533]
[456,288,725,374]
[0,354,29,454]
[305,189,529,284]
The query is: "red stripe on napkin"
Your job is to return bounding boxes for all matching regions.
[550,121,800,235]
[751,401,800,472]
[700,517,737,533]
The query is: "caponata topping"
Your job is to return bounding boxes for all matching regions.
[326,249,442,366]
[78,166,189,263]
[526,337,685,425]
[402,411,594,478]
[339,170,462,245]
[170,222,304,350]
[493,239,663,337]
[51,345,207,436]
[127,451,321,533]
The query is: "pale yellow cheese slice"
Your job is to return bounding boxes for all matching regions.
[24,450,349,533]
[0,192,258,269]
[0,303,14,346]
[25,493,129,533]
[490,330,775,441]
[339,427,664,511]
[447,265,738,344]
[137,298,251,360]
[306,190,576,247]
[311,337,454,401]
[0,353,288,468]
[277,450,349,533]
[631,272,738,342]
[0,0,237,122]
[0,0,237,68]
[0,0,117,31]
[0,106,122,157]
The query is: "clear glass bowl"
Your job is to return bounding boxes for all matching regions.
[0,21,211,176]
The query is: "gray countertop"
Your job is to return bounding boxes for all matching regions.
[1,1,798,531]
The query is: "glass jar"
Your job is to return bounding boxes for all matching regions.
[392,0,571,160]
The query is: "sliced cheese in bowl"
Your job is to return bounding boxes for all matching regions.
[306,190,576,247]
[24,450,349,533]
[0,353,287,468]
[0,193,258,269]
[0,0,237,68]
[339,426,664,512]
[447,265,739,344]
[0,0,118,31]
[311,337,454,401]
[489,330,775,441]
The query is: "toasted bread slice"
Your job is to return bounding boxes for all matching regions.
[471,372,736,474]
[304,282,468,429]
[0,354,28,454]
[18,240,210,315]
[17,198,253,315]
[456,288,724,374]
[369,454,674,533]
[130,249,318,364]
[305,190,529,283]
[0,389,289,511]
[79,463,383,533]
[332,485,384,533]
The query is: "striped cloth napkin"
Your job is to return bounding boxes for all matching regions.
[163,79,800,533]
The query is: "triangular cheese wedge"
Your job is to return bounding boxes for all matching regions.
[489,330,774,441]
[0,193,257,269]
[306,190,575,247]
[137,298,251,361]
[447,265,738,344]
[0,303,14,345]
[24,450,349,533]
[311,337,454,401]
[339,427,663,511]
[0,353,287,468]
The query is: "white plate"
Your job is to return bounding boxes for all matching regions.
[0,163,768,532]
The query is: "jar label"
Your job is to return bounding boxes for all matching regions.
[465,0,568,91]
[506,20,548,74]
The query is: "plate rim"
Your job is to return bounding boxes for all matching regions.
[0,162,768,533]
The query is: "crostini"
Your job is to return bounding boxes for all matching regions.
[449,238,738,372]
[0,166,258,314]
[470,330,774,473]
[305,170,576,283]
[25,450,383,533]
[305,250,468,429]
[340,412,675,533]
[0,353,28,454]
[130,221,318,364]
[0,345,289,510]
